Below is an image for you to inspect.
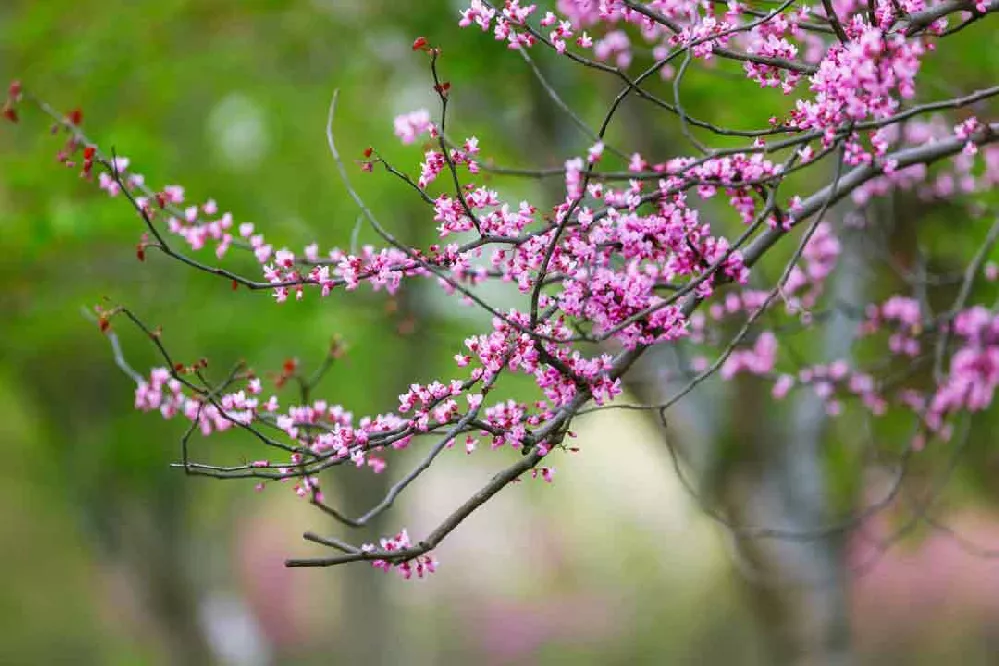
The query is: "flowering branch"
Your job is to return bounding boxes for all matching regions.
[8,1,999,580]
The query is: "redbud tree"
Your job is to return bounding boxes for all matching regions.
[6,0,999,581]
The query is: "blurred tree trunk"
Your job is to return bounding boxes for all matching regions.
[116,504,219,666]
[621,244,860,665]
[24,352,218,665]
[616,130,864,663]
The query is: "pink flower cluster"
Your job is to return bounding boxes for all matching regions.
[852,116,999,209]
[861,296,923,357]
[133,365,412,478]
[783,222,841,311]
[363,529,438,579]
[135,367,259,434]
[930,308,999,426]
[771,362,885,418]
[790,17,927,161]
[720,331,777,379]
[393,109,435,145]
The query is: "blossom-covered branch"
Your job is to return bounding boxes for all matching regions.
[8,0,999,577]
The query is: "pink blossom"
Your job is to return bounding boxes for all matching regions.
[393,109,434,145]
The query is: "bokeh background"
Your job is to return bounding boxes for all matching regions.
[2,1,999,664]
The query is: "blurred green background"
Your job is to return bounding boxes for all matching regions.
[3,2,999,664]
